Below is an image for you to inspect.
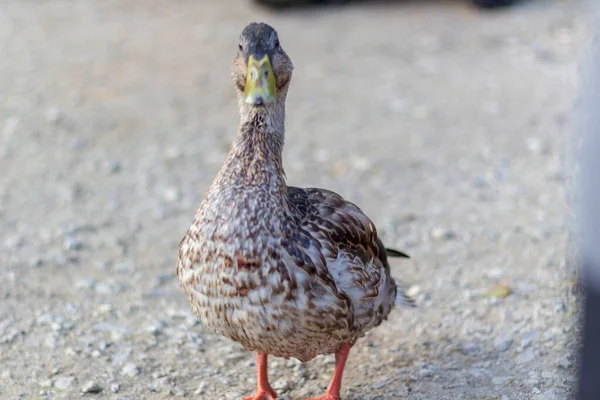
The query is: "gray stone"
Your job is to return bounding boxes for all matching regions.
[419,367,436,378]
[121,363,140,378]
[40,379,53,388]
[106,160,122,174]
[493,337,513,352]
[63,236,83,250]
[463,343,480,355]
[430,227,457,240]
[54,376,75,390]
[516,349,536,365]
[2,116,19,139]
[76,278,96,290]
[4,235,24,250]
[44,107,64,125]
[193,381,207,395]
[94,282,114,295]
[81,381,102,394]
[111,348,132,367]
[272,377,292,391]
[521,331,540,348]
[469,369,486,378]
[170,387,186,397]
[556,356,572,369]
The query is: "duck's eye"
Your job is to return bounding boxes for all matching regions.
[239,44,243,51]
[274,40,280,48]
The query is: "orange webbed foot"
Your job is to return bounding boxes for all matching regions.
[243,389,277,400]
[303,343,351,400]
[244,353,277,399]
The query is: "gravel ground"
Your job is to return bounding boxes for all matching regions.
[0,1,592,399]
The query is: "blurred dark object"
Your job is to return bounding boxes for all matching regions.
[254,0,346,6]
[578,280,600,400]
[473,0,515,8]
[576,22,600,400]
[254,0,517,8]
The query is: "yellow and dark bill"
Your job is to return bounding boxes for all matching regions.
[244,54,276,105]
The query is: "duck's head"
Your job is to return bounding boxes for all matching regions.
[232,22,293,107]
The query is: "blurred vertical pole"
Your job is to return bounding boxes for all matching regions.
[577,15,600,400]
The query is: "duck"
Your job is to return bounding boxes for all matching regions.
[176,22,415,400]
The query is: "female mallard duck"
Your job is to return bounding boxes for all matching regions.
[176,22,415,400]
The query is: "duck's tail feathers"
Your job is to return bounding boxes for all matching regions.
[386,248,410,259]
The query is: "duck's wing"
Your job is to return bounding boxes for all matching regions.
[287,186,415,332]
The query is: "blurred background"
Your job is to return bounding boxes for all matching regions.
[0,0,593,399]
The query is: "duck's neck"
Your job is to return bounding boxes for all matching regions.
[216,101,287,193]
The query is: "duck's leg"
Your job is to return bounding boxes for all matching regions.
[304,343,351,400]
[243,353,277,400]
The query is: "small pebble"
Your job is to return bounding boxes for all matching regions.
[110,383,120,393]
[469,369,486,378]
[485,284,511,299]
[4,235,24,250]
[429,227,457,240]
[272,377,292,391]
[526,137,543,154]
[556,356,572,369]
[194,382,207,395]
[147,324,163,336]
[111,348,132,367]
[516,349,536,365]
[521,331,540,348]
[81,381,102,394]
[374,379,387,389]
[406,285,421,298]
[44,107,64,125]
[76,278,96,290]
[54,376,75,390]
[463,342,480,355]
[40,379,53,388]
[94,282,113,295]
[419,367,436,378]
[65,347,78,357]
[63,236,83,251]
[2,116,19,139]
[170,387,186,397]
[485,268,504,279]
[493,337,512,352]
[121,363,140,378]
[106,160,121,174]
[541,370,556,379]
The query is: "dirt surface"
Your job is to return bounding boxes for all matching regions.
[0,1,592,399]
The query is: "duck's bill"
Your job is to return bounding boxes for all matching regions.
[244,54,276,105]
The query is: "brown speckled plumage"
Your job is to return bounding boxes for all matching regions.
[176,22,414,399]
